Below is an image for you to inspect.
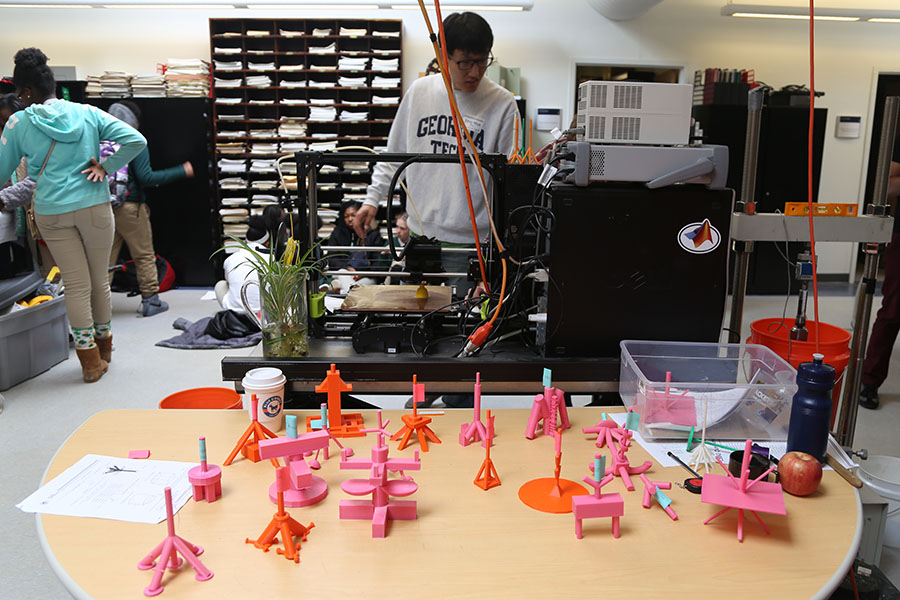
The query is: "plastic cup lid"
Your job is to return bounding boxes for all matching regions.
[243,367,285,388]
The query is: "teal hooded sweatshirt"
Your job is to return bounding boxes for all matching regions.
[0,99,146,215]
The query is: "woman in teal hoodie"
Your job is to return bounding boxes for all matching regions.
[0,48,146,383]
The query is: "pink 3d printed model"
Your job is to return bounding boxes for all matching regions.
[572,456,624,539]
[642,371,696,428]
[137,486,213,596]
[340,410,421,538]
[257,415,331,507]
[473,410,501,490]
[246,466,315,563]
[701,439,785,542]
[460,372,495,447]
[525,369,570,440]
[519,427,588,513]
[307,363,364,437]
[638,473,678,521]
[583,413,651,492]
[391,375,441,452]
[223,395,280,467]
[188,437,222,503]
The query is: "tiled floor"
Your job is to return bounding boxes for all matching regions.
[0,286,898,597]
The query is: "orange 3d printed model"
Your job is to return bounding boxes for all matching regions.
[307,363,364,437]
[223,395,280,467]
[473,410,501,490]
[390,375,441,452]
[519,427,588,513]
[245,466,315,563]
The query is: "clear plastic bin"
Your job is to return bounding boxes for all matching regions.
[619,340,797,441]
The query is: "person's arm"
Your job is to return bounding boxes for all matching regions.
[0,118,24,185]
[357,90,412,238]
[128,147,191,189]
[93,107,147,175]
[889,161,900,200]
[0,177,36,211]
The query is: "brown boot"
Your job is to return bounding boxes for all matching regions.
[75,347,109,383]
[96,336,113,363]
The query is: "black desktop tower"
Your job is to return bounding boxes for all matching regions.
[543,183,734,358]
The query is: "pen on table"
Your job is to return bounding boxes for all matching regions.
[667,451,702,479]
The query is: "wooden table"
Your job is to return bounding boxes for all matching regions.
[39,408,861,599]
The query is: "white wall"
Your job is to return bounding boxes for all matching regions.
[3,0,897,275]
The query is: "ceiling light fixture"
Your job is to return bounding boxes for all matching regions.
[722,3,900,22]
[1,0,531,7]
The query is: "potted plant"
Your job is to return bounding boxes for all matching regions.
[216,235,325,358]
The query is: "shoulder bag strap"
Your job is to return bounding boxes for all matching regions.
[30,140,57,212]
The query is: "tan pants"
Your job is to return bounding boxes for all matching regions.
[35,202,114,331]
[109,202,158,297]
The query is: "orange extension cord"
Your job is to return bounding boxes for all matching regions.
[416,0,510,345]
[808,0,821,354]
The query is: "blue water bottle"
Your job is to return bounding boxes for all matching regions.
[786,352,835,463]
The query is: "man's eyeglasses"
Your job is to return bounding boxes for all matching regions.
[451,54,495,72]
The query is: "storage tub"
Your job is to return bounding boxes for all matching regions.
[619,340,797,441]
[0,296,69,390]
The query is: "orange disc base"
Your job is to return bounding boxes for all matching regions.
[518,478,589,513]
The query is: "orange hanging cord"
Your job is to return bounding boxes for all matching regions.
[807,0,821,354]
[416,0,510,342]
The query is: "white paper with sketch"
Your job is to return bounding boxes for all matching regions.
[17,454,196,524]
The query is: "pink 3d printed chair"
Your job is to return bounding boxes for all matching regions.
[572,456,624,539]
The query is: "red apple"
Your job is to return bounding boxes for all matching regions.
[778,451,823,496]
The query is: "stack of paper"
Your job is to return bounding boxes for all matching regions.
[251,180,279,190]
[217,111,244,120]
[340,110,368,122]
[213,46,241,54]
[251,194,280,205]
[338,57,370,71]
[309,98,332,105]
[248,99,274,105]
[371,57,399,71]
[372,76,400,88]
[250,159,277,173]
[246,29,270,36]
[85,75,103,97]
[215,97,242,105]
[281,141,308,152]
[219,177,248,189]
[214,60,242,71]
[220,196,248,206]
[279,80,306,88]
[280,28,304,37]
[311,27,332,36]
[309,43,336,54]
[223,223,250,237]
[249,143,279,154]
[372,95,400,105]
[214,76,243,88]
[245,74,272,87]
[166,58,210,97]
[308,79,333,88]
[281,98,308,105]
[131,74,167,97]
[339,26,367,36]
[247,61,275,71]
[249,128,277,138]
[220,207,249,223]
[338,76,366,88]
[99,71,133,98]
[216,142,245,155]
[373,30,400,37]
[278,64,305,72]
[218,158,247,173]
[279,120,308,137]
[309,106,337,121]
[309,140,338,151]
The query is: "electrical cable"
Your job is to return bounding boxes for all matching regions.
[807,0,821,353]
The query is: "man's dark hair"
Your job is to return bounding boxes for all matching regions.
[13,47,56,97]
[443,12,493,56]
[0,93,24,113]
[119,99,142,123]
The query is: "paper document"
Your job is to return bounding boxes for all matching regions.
[17,454,196,524]
[608,413,788,469]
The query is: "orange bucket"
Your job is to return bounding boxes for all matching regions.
[159,387,243,410]
[748,318,851,424]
